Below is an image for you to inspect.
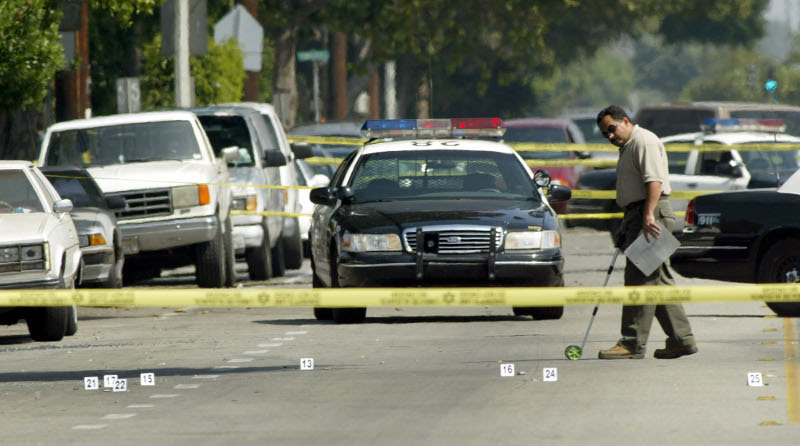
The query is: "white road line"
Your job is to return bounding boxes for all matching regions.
[174,384,200,389]
[272,337,295,341]
[72,424,108,430]
[227,358,253,363]
[285,331,308,335]
[192,374,220,379]
[102,414,136,420]
[258,343,282,348]
[149,394,179,399]
[243,350,269,355]
[127,404,155,408]
[213,365,240,369]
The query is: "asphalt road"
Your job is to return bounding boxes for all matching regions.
[1,226,799,445]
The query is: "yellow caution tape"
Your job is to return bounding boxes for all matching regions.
[2,283,800,307]
[304,156,345,165]
[557,211,686,220]
[570,190,720,199]
[288,135,365,146]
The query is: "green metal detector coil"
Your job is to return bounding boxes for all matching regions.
[565,345,582,360]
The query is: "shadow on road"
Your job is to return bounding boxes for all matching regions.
[0,365,300,384]
[254,315,535,325]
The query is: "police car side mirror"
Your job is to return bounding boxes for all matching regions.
[547,184,572,203]
[533,169,551,188]
[335,186,355,203]
[309,187,336,206]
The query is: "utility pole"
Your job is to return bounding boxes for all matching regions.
[384,61,397,119]
[55,0,90,121]
[332,32,347,119]
[174,0,192,107]
[239,0,259,101]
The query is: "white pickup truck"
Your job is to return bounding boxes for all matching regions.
[38,111,238,288]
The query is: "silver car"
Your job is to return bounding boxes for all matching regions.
[42,167,125,288]
[0,161,82,341]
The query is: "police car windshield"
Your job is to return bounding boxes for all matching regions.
[349,149,540,203]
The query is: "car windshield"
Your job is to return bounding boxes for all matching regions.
[198,115,256,167]
[46,121,202,167]
[572,117,608,143]
[738,146,800,178]
[502,127,571,160]
[45,173,107,209]
[0,170,44,213]
[348,149,539,203]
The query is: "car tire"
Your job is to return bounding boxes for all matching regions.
[65,304,78,336]
[102,244,124,289]
[527,275,565,320]
[223,217,236,288]
[332,308,367,324]
[310,255,333,320]
[284,217,304,270]
[758,239,800,317]
[271,236,287,278]
[246,222,273,281]
[26,306,69,342]
[195,217,226,288]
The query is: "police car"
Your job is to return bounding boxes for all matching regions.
[308,119,571,323]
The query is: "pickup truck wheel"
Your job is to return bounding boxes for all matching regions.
[195,218,226,288]
[332,308,367,324]
[758,239,800,317]
[284,217,304,270]
[101,243,124,288]
[26,306,69,341]
[246,222,273,281]
[271,236,287,277]
[223,217,236,287]
[65,304,78,336]
[527,275,565,320]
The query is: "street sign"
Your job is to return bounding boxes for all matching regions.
[214,4,263,72]
[297,50,330,63]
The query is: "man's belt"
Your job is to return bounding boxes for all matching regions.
[622,195,670,212]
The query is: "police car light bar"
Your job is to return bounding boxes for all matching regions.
[700,118,786,133]
[361,118,505,139]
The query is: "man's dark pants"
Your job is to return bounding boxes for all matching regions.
[617,199,695,353]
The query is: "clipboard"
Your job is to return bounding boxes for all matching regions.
[623,221,681,276]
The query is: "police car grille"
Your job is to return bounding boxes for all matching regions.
[110,189,173,220]
[404,227,503,254]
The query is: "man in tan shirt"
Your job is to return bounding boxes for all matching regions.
[595,105,697,359]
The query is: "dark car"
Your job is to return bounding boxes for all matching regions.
[309,119,571,324]
[289,121,363,159]
[41,166,126,288]
[671,168,800,317]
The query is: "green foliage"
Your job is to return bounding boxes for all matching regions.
[0,0,64,111]
[678,48,769,102]
[141,33,245,109]
[658,0,768,45]
[88,0,163,27]
[258,37,275,103]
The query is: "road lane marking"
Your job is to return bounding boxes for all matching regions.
[102,414,136,420]
[286,331,307,335]
[174,384,200,389]
[784,318,800,424]
[272,337,295,341]
[259,343,282,348]
[227,358,253,363]
[127,404,155,408]
[149,394,179,399]
[243,350,269,355]
[193,374,220,379]
[72,425,108,430]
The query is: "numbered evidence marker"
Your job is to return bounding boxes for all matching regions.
[103,375,118,388]
[748,372,764,387]
[300,358,314,370]
[141,373,156,386]
[84,377,99,390]
[113,378,128,392]
[500,363,515,377]
[543,367,558,382]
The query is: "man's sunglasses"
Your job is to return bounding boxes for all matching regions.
[602,122,621,138]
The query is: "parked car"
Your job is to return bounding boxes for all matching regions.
[39,111,238,288]
[309,118,571,324]
[222,102,315,270]
[192,105,295,279]
[503,118,590,214]
[671,168,800,317]
[568,118,800,233]
[0,161,81,341]
[633,101,800,138]
[295,158,330,257]
[41,166,125,288]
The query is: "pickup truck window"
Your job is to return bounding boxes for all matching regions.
[46,121,201,167]
[198,115,257,167]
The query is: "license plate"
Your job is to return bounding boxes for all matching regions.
[122,237,139,255]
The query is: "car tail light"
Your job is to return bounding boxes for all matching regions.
[685,199,695,226]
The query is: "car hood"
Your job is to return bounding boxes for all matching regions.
[87,161,217,193]
[341,199,552,231]
[0,213,54,243]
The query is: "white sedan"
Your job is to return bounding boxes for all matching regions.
[0,161,82,341]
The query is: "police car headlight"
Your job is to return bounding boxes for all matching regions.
[505,230,560,250]
[342,232,402,252]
